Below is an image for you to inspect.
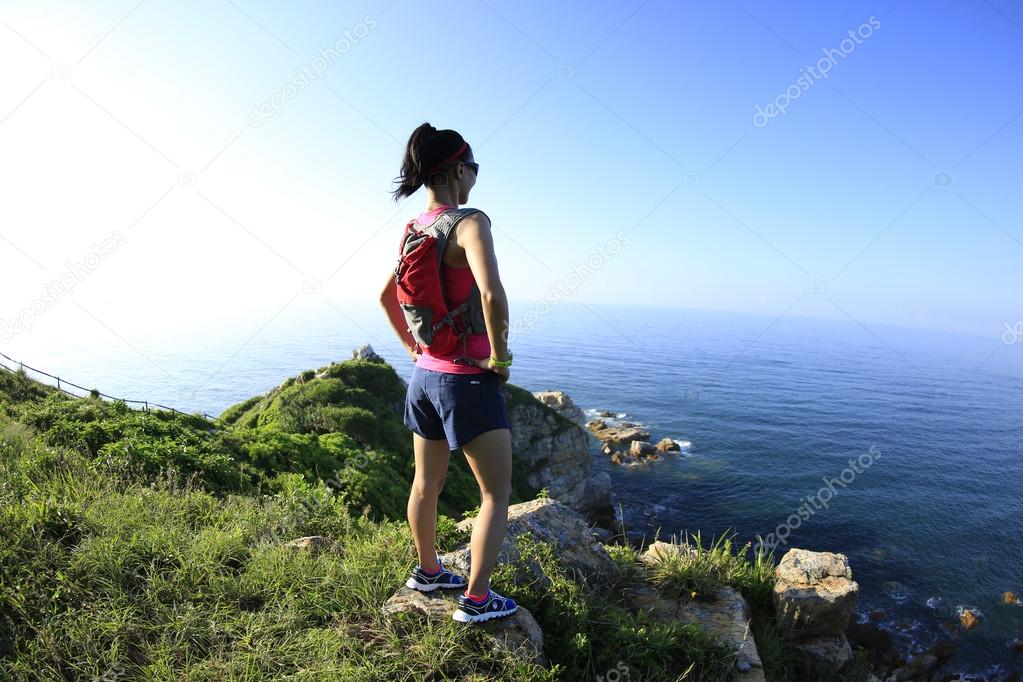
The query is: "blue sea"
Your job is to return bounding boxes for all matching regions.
[8,299,1022,678]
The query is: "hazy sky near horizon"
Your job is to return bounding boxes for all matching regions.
[1,0,1021,352]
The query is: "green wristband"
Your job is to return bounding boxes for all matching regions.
[490,352,513,368]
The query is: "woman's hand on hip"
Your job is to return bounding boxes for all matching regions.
[469,356,510,383]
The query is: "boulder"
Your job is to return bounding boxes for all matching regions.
[532,390,586,425]
[504,388,613,526]
[773,549,859,639]
[586,420,651,448]
[791,634,853,677]
[845,621,892,656]
[351,344,383,362]
[958,607,980,629]
[621,574,765,679]
[639,540,699,566]
[907,652,938,674]
[655,437,681,452]
[448,498,619,588]
[283,536,339,555]
[629,440,657,457]
[382,586,546,666]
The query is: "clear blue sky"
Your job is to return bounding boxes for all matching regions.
[1,0,1020,344]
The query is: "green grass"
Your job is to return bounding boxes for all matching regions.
[0,361,871,681]
[0,426,549,680]
[645,530,776,605]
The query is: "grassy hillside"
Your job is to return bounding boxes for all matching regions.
[0,360,869,680]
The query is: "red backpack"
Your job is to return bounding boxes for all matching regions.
[393,207,488,360]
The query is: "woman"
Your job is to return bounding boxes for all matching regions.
[379,122,517,623]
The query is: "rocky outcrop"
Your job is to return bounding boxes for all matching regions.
[586,419,693,466]
[621,540,766,681]
[773,548,859,676]
[352,344,383,362]
[587,419,651,448]
[443,497,619,588]
[382,586,546,666]
[430,500,766,679]
[655,437,681,452]
[503,387,612,527]
[532,390,585,425]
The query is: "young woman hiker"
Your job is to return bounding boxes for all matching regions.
[379,122,518,623]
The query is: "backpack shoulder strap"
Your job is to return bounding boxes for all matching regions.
[423,208,488,269]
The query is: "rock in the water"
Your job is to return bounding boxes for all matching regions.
[381,586,546,666]
[792,634,853,677]
[283,536,339,555]
[846,621,892,655]
[532,390,586,425]
[773,548,859,640]
[450,498,619,588]
[927,638,956,660]
[1011,638,1023,653]
[907,652,938,673]
[958,607,981,629]
[597,410,616,417]
[655,437,681,452]
[1004,590,1019,605]
[586,420,651,448]
[629,440,657,457]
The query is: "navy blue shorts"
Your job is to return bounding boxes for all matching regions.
[403,365,510,451]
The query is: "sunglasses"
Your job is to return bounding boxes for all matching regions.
[462,161,479,176]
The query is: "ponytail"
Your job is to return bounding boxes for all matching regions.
[391,122,471,203]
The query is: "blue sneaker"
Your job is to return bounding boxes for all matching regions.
[405,555,467,592]
[452,588,518,623]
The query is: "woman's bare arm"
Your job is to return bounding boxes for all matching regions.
[458,214,510,361]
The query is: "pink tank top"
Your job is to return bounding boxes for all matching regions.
[414,205,490,374]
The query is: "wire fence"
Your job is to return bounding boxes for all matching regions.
[0,351,225,426]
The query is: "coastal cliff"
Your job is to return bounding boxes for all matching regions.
[0,345,957,680]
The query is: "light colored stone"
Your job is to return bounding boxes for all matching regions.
[382,586,546,667]
[450,498,618,588]
[629,440,657,457]
[655,437,681,452]
[621,582,765,679]
[532,390,586,425]
[773,548,859,639]
[959,607,981,629]
[283,536,338,555]
[586,420,651,448]
[351,344,383,362]
[639,540,699,566]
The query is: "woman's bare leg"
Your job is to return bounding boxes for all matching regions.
[408,433,451,571]
[459,427,513,595]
